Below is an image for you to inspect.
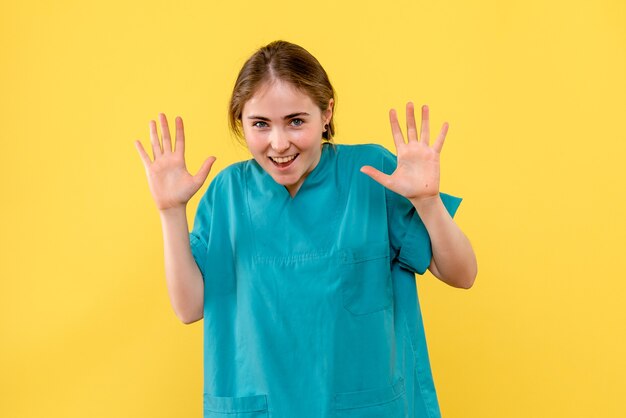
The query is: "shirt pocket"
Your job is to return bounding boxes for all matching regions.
[340,242,393,315]
[333,376,407,417]
[203,393,269,417]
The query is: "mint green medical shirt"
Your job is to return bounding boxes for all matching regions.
[189,143,462,418]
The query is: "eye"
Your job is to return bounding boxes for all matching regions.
[252,121,268,128]
[290,118,304,127]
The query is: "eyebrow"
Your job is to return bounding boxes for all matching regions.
[246,112,310,121]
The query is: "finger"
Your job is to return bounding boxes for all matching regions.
[134,140,152,168]
[175,116,185,157]
[159,113,173,153]
[433,122,448,153]
[406,102,418,142]
[388,108,406,150]
[360,165,394,189]
[420,105,430,145]
[149,119,162,159]
[193,156,217,186]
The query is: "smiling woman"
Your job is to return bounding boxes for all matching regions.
[134,40,477,418]
[228,40,337,143]
[242,79,333,197]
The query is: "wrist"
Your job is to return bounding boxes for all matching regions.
[158,204,187,219]
[409,194,443,216]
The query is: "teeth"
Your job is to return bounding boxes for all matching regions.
[271,155,297,164]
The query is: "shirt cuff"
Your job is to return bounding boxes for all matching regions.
[189,232,208,281]
[397,192,462,275]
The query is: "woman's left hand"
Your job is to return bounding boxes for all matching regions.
[361,102,448,202]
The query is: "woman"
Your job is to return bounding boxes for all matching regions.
[135,40,477,418]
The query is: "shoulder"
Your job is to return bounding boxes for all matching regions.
[195,159,252,205]
[207,159,252,188]
[334,143,397,173]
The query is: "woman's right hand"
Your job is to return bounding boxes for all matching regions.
[135,113,216,211]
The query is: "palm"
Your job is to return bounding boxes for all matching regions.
[135,114,216,211]
[145,149,200,210]
[361,103,447,201]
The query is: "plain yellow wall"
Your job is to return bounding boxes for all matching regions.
[1,0,625,417]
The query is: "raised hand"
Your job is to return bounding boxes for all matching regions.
[360,102,448,202]
[134,113,216,211]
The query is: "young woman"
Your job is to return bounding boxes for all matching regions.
[135,40,477,418]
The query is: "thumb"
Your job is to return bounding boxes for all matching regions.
[360,165,393,189]
[193,156,217,186]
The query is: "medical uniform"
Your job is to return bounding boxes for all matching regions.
[189,143,462,418]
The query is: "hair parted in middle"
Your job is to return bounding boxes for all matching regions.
[228,40,337,143]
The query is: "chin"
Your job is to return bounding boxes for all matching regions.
[272,175,296,188]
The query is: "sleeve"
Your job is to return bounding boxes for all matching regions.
[189,178,218,281]
[381,149,463,275]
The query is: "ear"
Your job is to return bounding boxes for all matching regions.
[324,98,334,124]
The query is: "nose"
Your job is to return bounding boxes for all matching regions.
[269,129,290,153]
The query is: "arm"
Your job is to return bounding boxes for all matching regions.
[159,206,205,323]
[135,113,216,324]
[361,102,477,289]
[411,195,477,289]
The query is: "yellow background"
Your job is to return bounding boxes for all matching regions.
[1,0,625,417]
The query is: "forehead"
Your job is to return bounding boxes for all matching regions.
[243,80,319,117]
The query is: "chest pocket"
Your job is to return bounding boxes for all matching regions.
[340,242,393,315]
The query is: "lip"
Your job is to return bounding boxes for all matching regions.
[268,153,299,170]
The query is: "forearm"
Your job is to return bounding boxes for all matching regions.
[159,206,204,324]
[410,195,477,288]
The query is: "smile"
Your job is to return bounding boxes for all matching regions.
[269,154,299,168]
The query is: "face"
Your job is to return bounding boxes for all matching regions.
[242,80,333,197]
